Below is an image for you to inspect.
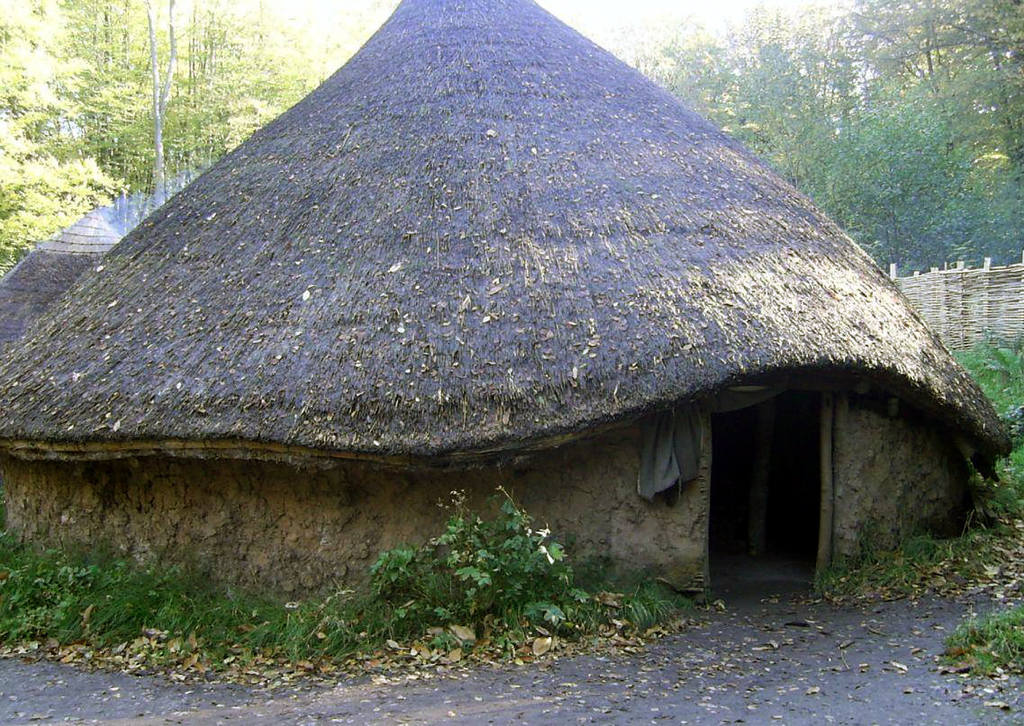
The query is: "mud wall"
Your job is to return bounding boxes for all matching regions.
[0,423,708,597]
[832,396,969,559]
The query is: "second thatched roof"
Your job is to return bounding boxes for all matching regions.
[0,208,121,352]
[0,0,1008,461]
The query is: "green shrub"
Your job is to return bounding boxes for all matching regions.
[956,344,1024,415]
[370,488,589,632]
[1000,405,1024,447]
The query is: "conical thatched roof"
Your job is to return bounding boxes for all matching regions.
[0,208,120,351]
[0,0,1008,460]
[35,207,122,256]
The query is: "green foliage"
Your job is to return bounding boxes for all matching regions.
[946,604,1024,675]
[957,344,1024,414]
[0,530,440,665]
[955,344,1024,519]
[0,0,394,266]
[0,0,115,269]
[53,0,396,193]
[370,489,588,633]
[1000,406,1024,448]
[644,0,1024,270]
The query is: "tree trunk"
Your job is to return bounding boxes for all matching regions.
[146,0,176,205]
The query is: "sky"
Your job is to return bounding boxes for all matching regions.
[539,0,808,33]
[271,0,830,76]
[283,0,820,43]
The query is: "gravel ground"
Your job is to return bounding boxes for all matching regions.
[1,561,1020,725]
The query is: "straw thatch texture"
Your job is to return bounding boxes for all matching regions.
[0,253,97,349]
[0,0,1008,459]
[896,262,1024,351]
[0,208,121,353]
[35,208,122,256]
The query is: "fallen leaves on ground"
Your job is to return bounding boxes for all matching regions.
[822,517,1024,606]
[0,607,697,688]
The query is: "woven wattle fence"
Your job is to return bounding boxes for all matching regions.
[892,256,1024,351]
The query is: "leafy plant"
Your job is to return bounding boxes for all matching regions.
[370,488,586,633]
[1000,405,1024,448]
[983,346,1024,386]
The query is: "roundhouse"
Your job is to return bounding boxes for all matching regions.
[0,0,1007,595]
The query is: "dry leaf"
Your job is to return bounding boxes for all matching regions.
[532,636,553,656]
[594,591,623,608]
[449,625,476,644]
[984,701,1011,710]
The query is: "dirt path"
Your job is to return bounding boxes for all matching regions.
[2,575,1020,724]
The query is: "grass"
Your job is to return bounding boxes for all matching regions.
[814,530,993,599]
[0,490,690,680]
[0,532,394,665]
[946,605,1024,676]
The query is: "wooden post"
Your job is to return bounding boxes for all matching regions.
[816,393,834,574]
[984,257,992,271]
[746,399,776,557]
[700,407,713,600]
[889,263,897,280]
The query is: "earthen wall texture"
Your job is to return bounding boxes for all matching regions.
[0,425,708,596]
[831,397,969,559]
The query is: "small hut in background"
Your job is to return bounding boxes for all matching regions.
[0,0,1009,596]
[0,208,121,352]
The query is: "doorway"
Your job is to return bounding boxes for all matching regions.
[708,391,822,594]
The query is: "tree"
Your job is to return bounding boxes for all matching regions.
[146,0,177,204]
[641,0,1022,268]
[0,0,113,271]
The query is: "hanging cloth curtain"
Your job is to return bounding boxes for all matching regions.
[637,386,784,501]
[637,407,705,500]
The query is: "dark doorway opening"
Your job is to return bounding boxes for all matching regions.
[709,391,821,595]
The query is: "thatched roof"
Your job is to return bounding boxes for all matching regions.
[0,0,1008,461]
[35,207,122,255]
[0,208,120,352]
